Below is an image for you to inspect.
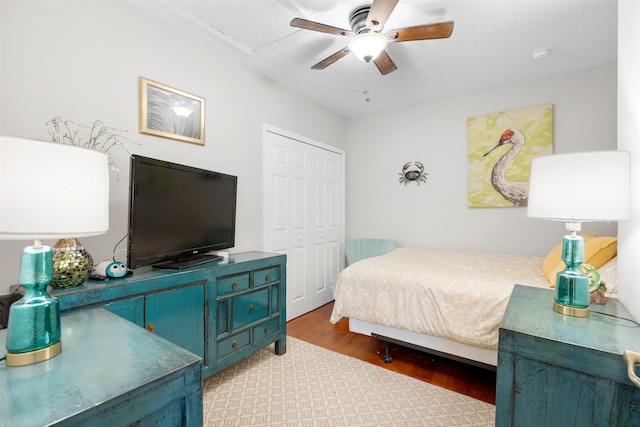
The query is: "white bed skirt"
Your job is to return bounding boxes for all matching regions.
[349,318,498,368]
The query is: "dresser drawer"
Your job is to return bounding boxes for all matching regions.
[254,317,280,341]
[252,267,279,287]
[218,330,250,358]
[218,273,250,296]
[232,289,269,329]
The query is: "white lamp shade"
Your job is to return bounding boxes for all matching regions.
[527,151,630,222]
[0,135,109,240]
[348,32,388,62]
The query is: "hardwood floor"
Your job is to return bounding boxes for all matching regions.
[287,301,497,405]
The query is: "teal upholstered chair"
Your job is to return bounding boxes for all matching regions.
[345,239,397,266]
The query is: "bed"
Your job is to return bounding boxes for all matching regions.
[330,242,619,369]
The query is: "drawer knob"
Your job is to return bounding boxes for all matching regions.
[264,327,269,334]
[232,340,238,349]
[265,273,270,282]
[249,304,255,313]
[232,281,237,290]
[624,350,640,389]
[145,323,155,334]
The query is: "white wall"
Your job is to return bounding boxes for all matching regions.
[0,0,346,294]
[617,0,640,321]
[0,0,627,304]
[345,64,618,256]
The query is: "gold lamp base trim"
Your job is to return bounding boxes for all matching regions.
[5,340,62,367]
[553,301,590,318]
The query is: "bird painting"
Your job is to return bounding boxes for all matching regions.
[483,128,529,206]
[467,103,553,208]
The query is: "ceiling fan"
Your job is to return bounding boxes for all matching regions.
[290,0,454,75]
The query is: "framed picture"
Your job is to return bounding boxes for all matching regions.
[139,77,205,145]
[467,103,553,208]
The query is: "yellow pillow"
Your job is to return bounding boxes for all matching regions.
[547,236,617,286]
[542,233,596,277]
[584,236,618,269]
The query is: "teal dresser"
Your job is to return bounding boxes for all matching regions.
[497,285,640,426]
[50,251,287,379]
[0,308,202,426]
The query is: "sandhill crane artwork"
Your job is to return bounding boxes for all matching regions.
[483,129,529,206]
[467,104,553,208]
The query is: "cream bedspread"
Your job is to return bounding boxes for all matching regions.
[330,247,550,350]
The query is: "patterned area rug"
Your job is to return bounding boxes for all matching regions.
[203,337,495,426]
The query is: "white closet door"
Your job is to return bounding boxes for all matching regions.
[263,126,344,321]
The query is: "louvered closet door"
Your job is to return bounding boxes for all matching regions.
[263,126,344,321]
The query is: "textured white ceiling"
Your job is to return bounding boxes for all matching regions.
[129,0,617,118]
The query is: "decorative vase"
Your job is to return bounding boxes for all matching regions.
[51,238,93,288]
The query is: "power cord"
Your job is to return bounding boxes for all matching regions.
[591,310,640,327]
[111,233,128,262]
[94,234,128,267]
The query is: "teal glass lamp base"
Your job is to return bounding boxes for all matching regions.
[6,246,62,366]
[553,234,590,318]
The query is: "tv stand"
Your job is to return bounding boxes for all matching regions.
[50,251,286,379]
[152,254,223,270]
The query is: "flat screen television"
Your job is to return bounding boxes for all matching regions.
[127,155,237,270]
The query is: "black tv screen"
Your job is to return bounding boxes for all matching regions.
[127,155,237,269]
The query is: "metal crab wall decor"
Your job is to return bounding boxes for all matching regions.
[398,162,428,185]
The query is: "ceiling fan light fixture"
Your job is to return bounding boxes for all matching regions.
[349,32,388,62]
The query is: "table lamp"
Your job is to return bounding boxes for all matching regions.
[0,135,109,366]
[527,151,630,317]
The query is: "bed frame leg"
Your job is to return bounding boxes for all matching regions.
[383,341,393,363]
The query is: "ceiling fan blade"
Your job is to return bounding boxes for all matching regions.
[366,0,399,31]
[290,17,354,37]
[388,21,454,42]
[373,50,397,75]
[311,47,350,70]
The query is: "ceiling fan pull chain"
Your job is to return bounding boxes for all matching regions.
[363,62,371,102]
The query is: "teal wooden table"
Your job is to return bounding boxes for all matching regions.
[50,251,287,379]
[0,308,203,426]
[497,285,640,426]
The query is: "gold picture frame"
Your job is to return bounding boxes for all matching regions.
[139,77,205,145]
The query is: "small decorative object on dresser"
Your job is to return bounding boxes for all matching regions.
[51,238,94,288]
[581,263,608,304]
